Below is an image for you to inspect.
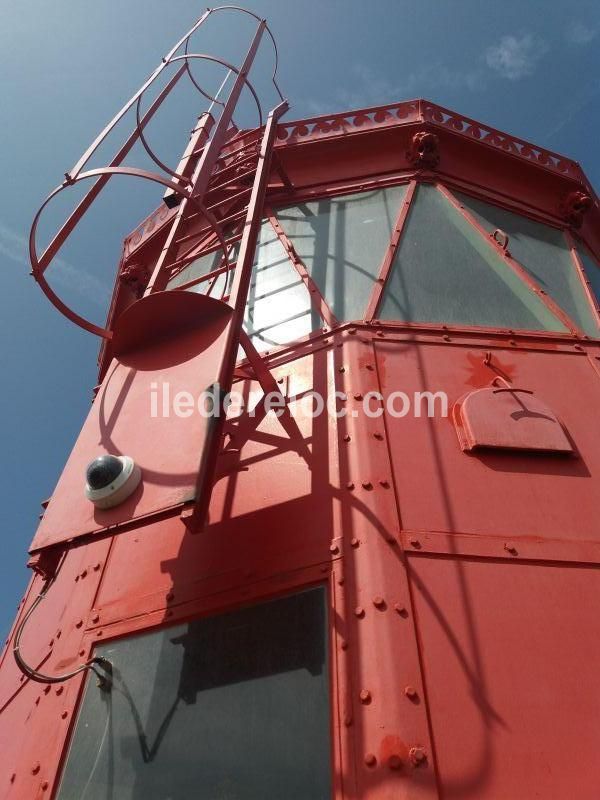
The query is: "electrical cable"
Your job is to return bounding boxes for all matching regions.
[12,557,112,688]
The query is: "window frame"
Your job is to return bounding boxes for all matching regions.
[164,170,600,357]
[57,574,340,800]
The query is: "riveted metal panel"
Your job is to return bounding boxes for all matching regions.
[409,554,600,800]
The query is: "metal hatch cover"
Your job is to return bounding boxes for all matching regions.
[453,386,574,454]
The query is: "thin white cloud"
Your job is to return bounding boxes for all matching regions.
[0,220,108,307]
[566,21,597,45]
[485,34,548,80]
[305,61,484,114]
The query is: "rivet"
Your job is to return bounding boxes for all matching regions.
[343,434,351,442]
[377,330,385,337]
[366,364,375,371]
[388,754,403,770]
[340,639,348,650]
[354,393,363,400]
[354,606,365,618]
[93,563,101,571]
[373,596,385,609]
[79,650,85,657]
[346,481,355,490]
[350,537,359,548]
[337,576,345,585]
[348,328,357,335]
[10,773,16,783]
[510,339,517,346]
[394,604,408,617]
[55,686,63,696]
[31,763,40,775]
[443,335,451,342]
[362,481,373,490]
[42,781,49,791]
[364,753,377,767]
[409,746,427,766]
[43,685,51,695]
[379,479,390,488]
[330,543,339,555]
[504,542,518,555]
[338,366,346,373]
[35,696,40,705]
[91,614,100,624]
[409,537,421,549]
[359,689,372,703]
[574,344,584,351]
[96,630,103,637]
[61,710,68,719]
[373,432,383,440]
[404,685,418,699]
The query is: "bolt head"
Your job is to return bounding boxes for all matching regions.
[359,689,371,703]
[354,606,365,618]
[409,746,427,766]
[404,685,418,699]
[364,753,377,767]
[373,596,385,609]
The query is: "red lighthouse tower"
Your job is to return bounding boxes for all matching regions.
[2,8,600,799]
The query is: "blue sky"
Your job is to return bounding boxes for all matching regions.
[1,0,599,639]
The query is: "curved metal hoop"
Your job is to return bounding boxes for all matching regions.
[30,167,231,339]
[183,35,225,108]
[206,6,285,101]
[134,53,263,180]
[170,54,263,126]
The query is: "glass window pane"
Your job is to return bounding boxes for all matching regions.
[166,241,239,299]
[244,222,318,353]
[455,191,599,336]
[577,245,600,321]
[380,184,567,332]
[277,186,407,321]
[57,588,331,800]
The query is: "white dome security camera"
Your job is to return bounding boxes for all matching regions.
[85,454,141,509]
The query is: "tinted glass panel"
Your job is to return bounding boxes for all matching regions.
[577,245,600,320]
[380,184,567,331]
[58,588,330,800]
[277,186,407,321]
[245,222,318,353]
[167,241,239,299]
[456,191,599,336]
